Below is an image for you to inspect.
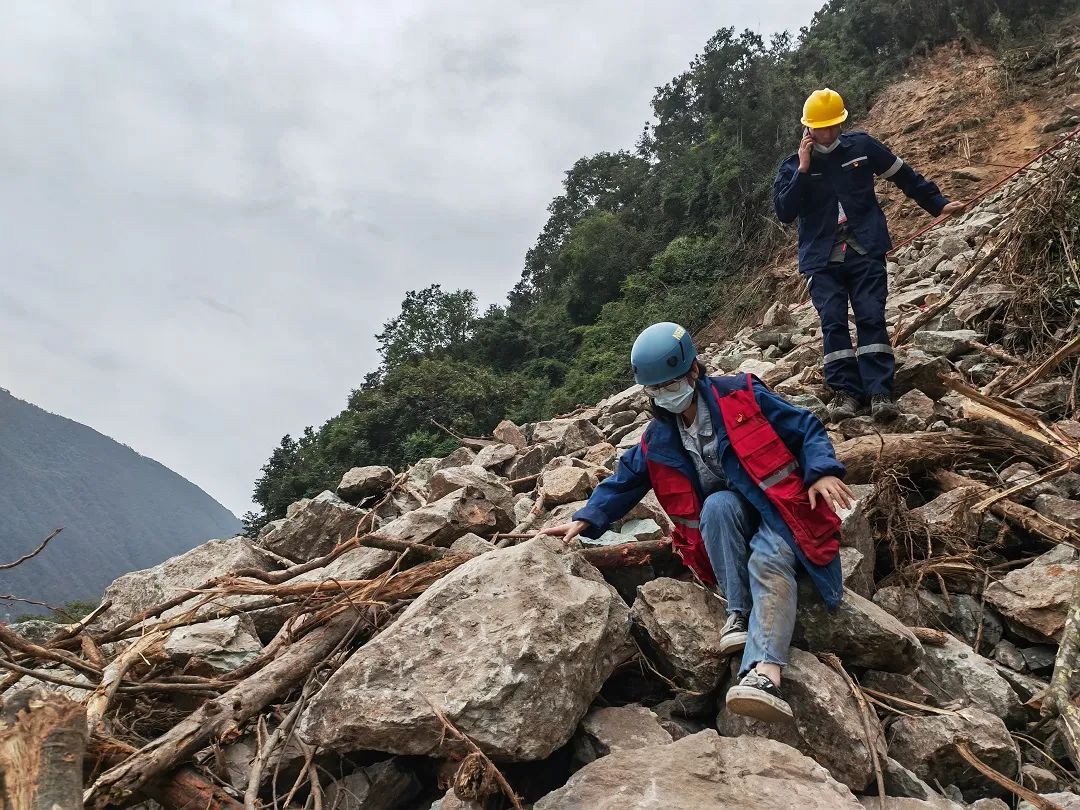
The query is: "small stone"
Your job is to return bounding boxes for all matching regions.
[992,639,1027,672]
[1019,794,1080,810]
[324,758,422,810]
[1020,764,1062,794]
[617,424,648,451]
[786,393,828,420]
[913,329,981,358]
[493,419,527,449]
[1016,379,1072,415]
[737,358,777,378]
[531,418,606,454]
[337,466,395,502]
[258,491,367,562]
[507,442,559,479]
[762,301,794,327]
[893,349,952,399]
[999,462,1063,503]
[1020,645,1057,674]
[449,533,496,554]
[573,704,672,766]
[897,389,936,421]
[583,441,617,469]
[839,548,873,598]
[1032,494,1080,532]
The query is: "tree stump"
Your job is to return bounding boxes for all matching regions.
[0,688,87,809]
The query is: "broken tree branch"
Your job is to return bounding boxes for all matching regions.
[0,528,64,571]
[1002,333,1080,397]
[1043,558,1080,771]
[954,740,1059,809]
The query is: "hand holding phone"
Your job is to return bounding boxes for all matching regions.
[798,127,814,173]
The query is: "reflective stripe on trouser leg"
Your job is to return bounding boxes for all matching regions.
[807,266,863,398]
[847,254,894,396]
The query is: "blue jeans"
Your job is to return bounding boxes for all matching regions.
[699,490,798,677]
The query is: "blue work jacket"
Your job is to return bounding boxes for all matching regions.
[574,374,846,608]
[773,131,951,274]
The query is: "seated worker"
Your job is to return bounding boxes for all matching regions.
[542,322,854,722]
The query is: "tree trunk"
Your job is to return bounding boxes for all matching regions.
[84,612,358,809]
[0,688,87,810]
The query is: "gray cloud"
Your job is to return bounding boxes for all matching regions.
[0,1,810,514]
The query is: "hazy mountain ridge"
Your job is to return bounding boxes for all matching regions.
[0,387,240,619]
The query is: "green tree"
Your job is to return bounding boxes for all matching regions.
[376,285,478,370]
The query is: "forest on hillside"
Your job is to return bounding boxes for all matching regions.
[243,0,1075,533]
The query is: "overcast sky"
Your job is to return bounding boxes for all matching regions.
[0,1,811,515]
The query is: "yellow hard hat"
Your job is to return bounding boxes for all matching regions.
[801,88,849,129]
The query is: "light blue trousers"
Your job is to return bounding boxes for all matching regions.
[699,490,798,677]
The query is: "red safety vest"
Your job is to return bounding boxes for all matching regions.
[714,377,840,566]
[643,378,841,579]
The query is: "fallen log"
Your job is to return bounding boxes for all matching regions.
[89,735,243,809]
[356,534,673,568]
[84,610,361,808]
[833,431,1001,484]
[1042,562,1080,771]
[0,689,86,810]
[934,470,1080,549]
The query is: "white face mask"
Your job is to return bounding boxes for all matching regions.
[653,379,696,413]
[813,138,841,154]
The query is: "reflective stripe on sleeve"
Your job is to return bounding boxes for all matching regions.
[856,343,895,357]
[759,460,799,490]
[671,516,700,529]
[823,348,856,364]
[880,157,903,179]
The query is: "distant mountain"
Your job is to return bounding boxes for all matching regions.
[0,388,241,620]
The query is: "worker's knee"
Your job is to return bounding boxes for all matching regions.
[700,491,752,537]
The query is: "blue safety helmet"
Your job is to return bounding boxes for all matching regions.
[630,322,698,386]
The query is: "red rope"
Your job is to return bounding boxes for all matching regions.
[887,123,1080,256]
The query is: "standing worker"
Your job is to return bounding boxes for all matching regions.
[773,88,965,422]
[542,322,854,722]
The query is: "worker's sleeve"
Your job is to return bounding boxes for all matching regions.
[866,136,950,216]
[773,160,806,224]
[752,379,846,486]
[572,443,653,535]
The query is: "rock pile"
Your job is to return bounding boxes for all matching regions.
[3,111,1080,810]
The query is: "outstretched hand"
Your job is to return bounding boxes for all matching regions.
[808,475,855,513]
[941,200,967,217]
[538,519,591,545]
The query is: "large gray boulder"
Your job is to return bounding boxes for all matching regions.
[914,635,1023,724]
[797,584,923,673]
[716,648,886,791]
[291,545,397,586]
[873,587,1003,649]
[630,578,729,694]
[533,730,861,809]
[98,537,281,630]
[888,707,1018,791]
[337,466,395,503]
[297,537,633,761]
[375,486,513,547]
[985,544,1078,642]
[257,491,367,562]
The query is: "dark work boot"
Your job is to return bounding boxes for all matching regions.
[827,391,860,422]
[871,394,900,423]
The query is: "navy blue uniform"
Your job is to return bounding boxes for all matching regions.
[773,131,951,398]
